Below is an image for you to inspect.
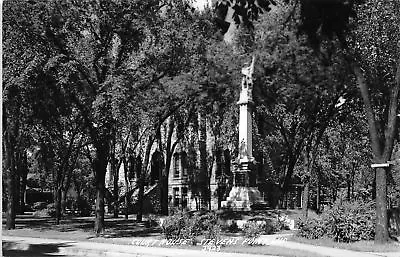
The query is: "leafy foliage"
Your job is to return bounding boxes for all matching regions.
[161,211,222,244]
[242,217,281,238]
[251,4,356,193]
[299,0,362,46]
[297,215,329,240]
[242,221,266,238]
[215,0,276,29]
[297,200,376,242]
[198,212,222,240]
[161,211,202,242]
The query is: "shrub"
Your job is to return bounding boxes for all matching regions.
[327,200,375,242]
[199,212,221,241]
[162,211,202,243]
[276,213,293,230]
[297,200,375,243]
[183,214,203,245]
[33,203,56,217]
[297,216,328,240]
[161,211,187,239]
[243,221,265,238]
[247,216,281,235]
[161,211,223,245]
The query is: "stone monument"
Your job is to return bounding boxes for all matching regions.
[221,56,265,211]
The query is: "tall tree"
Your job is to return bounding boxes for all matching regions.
[3,0,167,234]
[297,0,399,242]
[346,0,400,243]
[130,2,216,216]
[3,0,52,228]
[251,5,355,211]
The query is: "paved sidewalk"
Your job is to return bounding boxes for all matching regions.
[3,236,279,257]
[259,234,400,257]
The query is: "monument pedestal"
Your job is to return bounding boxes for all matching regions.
[221,186,263,211]
[221,161,265,211]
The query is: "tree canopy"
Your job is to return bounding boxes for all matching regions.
[3,0,399,243]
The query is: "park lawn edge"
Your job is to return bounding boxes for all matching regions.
[289,235,400,253]
[3,227,326,257]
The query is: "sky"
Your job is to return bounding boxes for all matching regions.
[192,0,212,11]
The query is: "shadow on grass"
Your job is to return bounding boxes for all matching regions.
[8,216,94,232]
[105,226,162,238]
[3,241,71,256]
[6,215,162,239]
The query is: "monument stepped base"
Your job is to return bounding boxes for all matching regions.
[221,186,266,211]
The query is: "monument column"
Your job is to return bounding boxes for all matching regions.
[221,56,264,211]
[235,57,255,187]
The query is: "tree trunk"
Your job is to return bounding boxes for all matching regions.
[5,131,16,230]
[76,186,81,214]
[62,162,76,215]
[160,118,175,215]
[160,158,169,215]
[302,182,309,219]
[136,136,154,222]
[372,173,376,200]
[61,189,67,215]
[15,174,21,215]
[6,168,16,230]
[94,146,108,236]
[301,150,310,219]
[350,59,400,243]
[19,151,28,214]
[198,109,208,209]
[108,137,119,218]
[281,155,300,195]
[55,186,62,225]
[123,158,130,220]
[15,152,21,215]
[136,172,144,222]
[112,160,119,218]
[124,193,129,220]
[375,167,389,243]
[95,173,106,235]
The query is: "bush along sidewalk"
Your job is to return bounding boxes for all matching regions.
[297,199,376,243]
[160,210,287,247]
[161,211,226,245]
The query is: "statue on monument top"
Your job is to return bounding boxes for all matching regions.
[239,139,247,159]
[239,56,256,103]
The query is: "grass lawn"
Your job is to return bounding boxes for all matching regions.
[2,213,329,257]
[290,235,400,252]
